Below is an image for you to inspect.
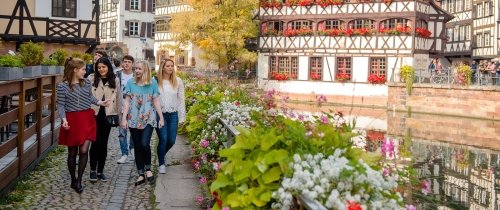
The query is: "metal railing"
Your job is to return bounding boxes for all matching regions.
[390,67,500,87]
[218,118,325,210]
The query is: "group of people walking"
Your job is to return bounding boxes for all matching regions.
[57,52,185,193]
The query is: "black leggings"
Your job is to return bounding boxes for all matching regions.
[89,111,111,173]
[67,140,91,184]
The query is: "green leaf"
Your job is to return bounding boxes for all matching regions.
[259,191,272,202]
[227,192,243,207]
[237,183,249,192]
[263,149,289,165]
[210,173,234,192]
[234,161,253,182]
[262,166,282,184]
[260,128,281,151]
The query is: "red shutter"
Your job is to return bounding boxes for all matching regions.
[125,21,130,36]
[125,0,130,10]
[147,22,152,38]
[148,0,153,13]
[140,22,146,37]
[141,0,146,12]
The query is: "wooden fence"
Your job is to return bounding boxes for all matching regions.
[0,75,63,194]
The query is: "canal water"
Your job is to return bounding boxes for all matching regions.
[287,102,500,210]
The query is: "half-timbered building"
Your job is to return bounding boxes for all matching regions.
[440,0,473,65]
[472,0,498,60]
[0,0,99,54]
[154,0,215,69]
[97,0,155,63]
[257,0,453,99]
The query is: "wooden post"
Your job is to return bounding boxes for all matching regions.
[17,80,25,175]
[36,77,42,156]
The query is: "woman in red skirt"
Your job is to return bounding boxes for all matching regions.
[57,57,110,193]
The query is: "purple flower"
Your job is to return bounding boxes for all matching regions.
[195,195,204,204]
[199,176,207,184]
[298,114,305,122]
[383,167,390,177]
[320,115,329,124]
[405,204,417,210]
[199,139,209,148]
[421,179,431,195]
[222,207,230,210]
[381,139,395,157]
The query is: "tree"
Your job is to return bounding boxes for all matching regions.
[169,0,258,69]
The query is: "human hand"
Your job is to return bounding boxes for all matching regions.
[120,119,128,129]
[158,118,164,128]
[62,119,70,130]
[100,99,111,107]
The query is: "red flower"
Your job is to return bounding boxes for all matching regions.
[336,72,351,82]
[415,27,432,38]
[310,73,322,80]
[235,101,241,106]
[347,200,362,210]
[367,74,386,84]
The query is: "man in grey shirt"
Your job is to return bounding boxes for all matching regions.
[116,55,135,164]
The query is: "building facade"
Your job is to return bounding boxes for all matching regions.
[257,0,452,98]
[97,0,155,63]
[0,0,98,55]
[440,0,500,66]
[154,0,215,70]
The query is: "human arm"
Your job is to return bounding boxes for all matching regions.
[115,78,122,119]
[56,83,70,130]
[120,95,130,129]
[152,80,164,128]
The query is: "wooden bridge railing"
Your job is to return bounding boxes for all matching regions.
[0,75,63,194]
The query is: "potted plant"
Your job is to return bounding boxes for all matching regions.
[335,72,351,82]
[399,65,414,94]
[456,64,472,85]
[41,58,58,75]
[367,74,386,84]
[0,55,23,80]
[18,41,44,78]
[51,48,68,74]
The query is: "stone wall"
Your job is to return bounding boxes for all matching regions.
[388,83,500,120]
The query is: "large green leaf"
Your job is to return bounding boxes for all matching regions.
[260,128,282,151]
[210,173,234,192]
[263,149,289,165]
[234,160,253,182]
[262,166,282,184]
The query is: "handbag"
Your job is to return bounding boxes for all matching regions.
[105,115,120,127]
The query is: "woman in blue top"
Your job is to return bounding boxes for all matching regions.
[120,60,164,185]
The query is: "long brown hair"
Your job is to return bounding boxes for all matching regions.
[134,60,152,85]
[157,59,178,89]
[63,57,86,91]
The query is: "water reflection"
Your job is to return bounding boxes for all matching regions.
[287,102,500,210]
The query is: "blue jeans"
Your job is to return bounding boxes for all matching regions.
[118,126,134,156]
[155,112,179,166]
[130,125,154,175]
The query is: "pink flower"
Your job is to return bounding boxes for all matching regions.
[195,195,204,204]
[235,101,241,106]
[320,115,329,124]
[266,89,276,99]
[193,160,201,170]
[381,139,395,157]
[421,179,431,195]
[213,162,221,171]
[383,167,390,177]
[199,139,209,148]
[199,176,207,184]
[222,207,230,210]
[298,114,305,121]
[406,204,417,210]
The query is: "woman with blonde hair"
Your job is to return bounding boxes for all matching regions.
[121,60,164,185]
[57,57,110,193]
[155,59,186,174]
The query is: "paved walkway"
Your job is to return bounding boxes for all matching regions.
[0,128,200,209]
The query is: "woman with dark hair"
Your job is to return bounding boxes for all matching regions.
[57,57,110,193]
[87,57,121,182]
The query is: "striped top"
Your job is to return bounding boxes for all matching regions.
[57,78,99,119]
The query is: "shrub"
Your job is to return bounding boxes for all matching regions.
[18,41,44,66]
[399,65,414,94]
[51,49,68,66]
[41,58,58,66]
[0,55,24,67]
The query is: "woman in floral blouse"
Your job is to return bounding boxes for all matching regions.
[120,60,164,185]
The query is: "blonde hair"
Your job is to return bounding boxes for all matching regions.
[157,59,178,89]
[134,60,152,85]
[63,57,86,90]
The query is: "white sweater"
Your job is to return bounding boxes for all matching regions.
[159,77,186,123]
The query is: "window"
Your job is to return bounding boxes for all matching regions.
[453,27,459,41]
[416,20,428,28]
[156,20,170,32]
[323,20,343,29]
[351,19,374,29]
[110,21,116,38]
[129,21,139,36]
[484,33,491,46]
[380,18,410,29]
[131,0,139,10]
[459,26,465,41]
[442,0,447,12]
[476,34,482,47]
[447,28,453,41]
[464,0,471,10]
[52,0,76,18]
[448,0,454,13]
[484,2,491,16]
[291,20,312,30]
[370,58,386,77]
[102,0,108,13]
[101,22,107,38]
[456,0,462,12]
[336,57,352,82]
[269,56,299,80]
[465,25,471,40]
[263,21,284,35]
[177,50,186,66]
[309,57,322,80]
[477,4,483,18]
[111,1,118,11]
[152,23,155,37]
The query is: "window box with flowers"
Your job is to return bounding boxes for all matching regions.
[285,0,314,6]
[379,26,411,35]
[261,0,283,8]
[271,72,290,80]
[352,28,373,36]
[316,0,343,7]
[262,28,282,36]
[335,72,351,82]
[367,74,386,84]
[415,27,432,38]
[310,73,322,80]
[283,28,314,36]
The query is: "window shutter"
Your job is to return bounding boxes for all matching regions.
[125,21,130,36]
[125,0,130,10]
[141,0,146,12]
[147,22,152,38]
[490,2,493,16]
[148,0,153,13]
[140,22,146,37]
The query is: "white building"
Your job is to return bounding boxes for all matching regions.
[257,0,452,99]
[154,0,215,70]
[98,0,155,63]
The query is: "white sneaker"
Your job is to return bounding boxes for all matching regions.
[129,149,135,161]
[158,165,166,174]
[117,155,127,164]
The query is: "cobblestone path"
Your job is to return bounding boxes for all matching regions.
[1,128,155,209]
